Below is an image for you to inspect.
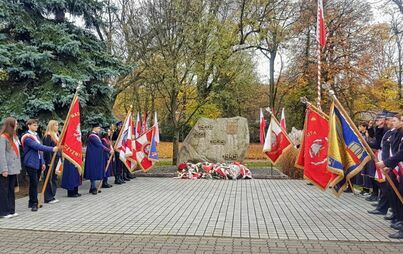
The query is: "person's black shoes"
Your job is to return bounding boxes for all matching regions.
[367,209,386,215]
[31,204,38,212]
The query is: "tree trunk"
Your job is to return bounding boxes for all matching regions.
[269,50,277,110]
[172,128,180,165]
[397,36,402,101]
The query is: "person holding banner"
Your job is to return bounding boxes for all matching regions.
[112,122,125,185]
[101,128,113,188]
[43,120,60,204]
[377,114,403,239]
[84,123,113,195]
[21,119,58,212]
[0,117,21,218]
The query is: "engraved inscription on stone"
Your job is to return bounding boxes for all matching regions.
[194,132,206,138]
[226,121,238,135]
[178,117,249,164]
[223,153,238,161]
[210,140,226,145]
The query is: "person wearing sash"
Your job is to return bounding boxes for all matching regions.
[101,128,113,188]
[21,119,58,212]
[0,117,21,218]
[43,120,60,204]
[84,123,113,195]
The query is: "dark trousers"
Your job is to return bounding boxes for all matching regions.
[389,172,403,222]
[376,182,389,213]
[67,187,79,197]
[44,164,58,202]
[26,166,41,207]
[0,175,16,216]
[114,153,123,178]
[387,172,399,218]
[372,179,379,196]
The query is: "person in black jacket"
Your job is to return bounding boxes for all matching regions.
[376,113,403,239]
[365,113,389,202]
[368,113,395,215]
[42,120,61,204]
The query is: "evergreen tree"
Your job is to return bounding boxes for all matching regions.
[0,0,129,128]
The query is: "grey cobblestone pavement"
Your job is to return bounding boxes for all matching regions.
[0,178,402,253]
[0,229,402,254]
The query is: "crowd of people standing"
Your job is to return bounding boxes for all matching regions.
[0,118,135,218]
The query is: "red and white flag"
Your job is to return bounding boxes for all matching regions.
[280,108,286,130]
[263,114,292,165]
[135,112,141,138]
[153,112,160,143]
[134,128,157,172]
[317,0,326,48]
[60,96,83,174]
[259,108,266,145]
[115,112,136,171]
[141,112,147,134]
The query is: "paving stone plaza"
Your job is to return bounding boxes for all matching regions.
[0,178,402,253]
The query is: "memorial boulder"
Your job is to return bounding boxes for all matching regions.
[178,117,249,164]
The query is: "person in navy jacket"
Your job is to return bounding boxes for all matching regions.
[21,119,58,212]
[84,123,113,195]
[101,128,113,188]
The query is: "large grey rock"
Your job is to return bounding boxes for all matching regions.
[179,117,249,164]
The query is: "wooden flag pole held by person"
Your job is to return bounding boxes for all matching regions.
[96,105,133,192]
[39,84,81,208]
[329,90,403,204]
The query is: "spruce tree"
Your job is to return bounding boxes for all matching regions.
[0,0,129,128]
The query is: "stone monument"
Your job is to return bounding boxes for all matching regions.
[178,117,249,164]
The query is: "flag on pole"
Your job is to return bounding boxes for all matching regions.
[263,113,293,165]
[134,128,158,172]
[295,106,334,190]
[317,0,326,48]
[327,101,371,196]
[153,112,160,143]
[259,108,266,145]
[135,112,141,138]
[141,112,147,134]
[60,96,83,174]
[280,108,287,130]
[115,111,136,171]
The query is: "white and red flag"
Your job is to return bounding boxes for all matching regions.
[317,0,326,48]
[153,112,160,143]
[115,111,136,171]
[263,113,293,165]
[134,128,159,172]
[135,112,141,138]
[259,108,266,145]
[280,108,287,131]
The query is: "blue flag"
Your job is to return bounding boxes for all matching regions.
[327,101,371,196]
[148,131,159,161]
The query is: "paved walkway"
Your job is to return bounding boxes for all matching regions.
[0,178,402,253]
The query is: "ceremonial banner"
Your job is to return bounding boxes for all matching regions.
[263,114,292,165]
[296,106,334,190]
[115,111,136,171]
[134,128,159,172]
[153,112,160,143]
[259,108,266,145]
[327,101,371,196]
[135,112,141,138]
[60,96,83,174]
[280,108,287,130]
